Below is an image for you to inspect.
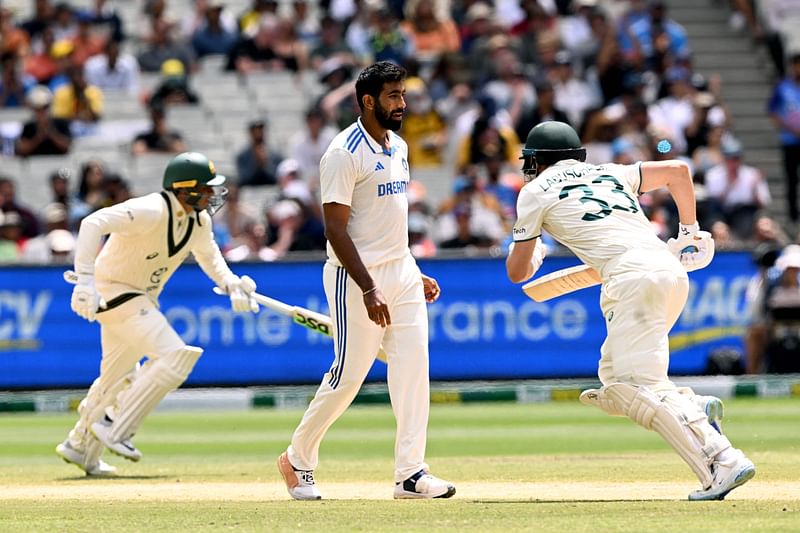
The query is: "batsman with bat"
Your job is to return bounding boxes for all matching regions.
[277,62,455,501]
[506,121,755,501]
[56,152,259,476]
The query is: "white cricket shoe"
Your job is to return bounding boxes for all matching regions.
[693,395,724,433]
[277,451,322,500]
[393,470,456,499]
[90,417,142,462]
[56,440,117,477]
[688,449,755,501]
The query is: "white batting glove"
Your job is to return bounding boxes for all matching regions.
[70,274,105,322]
[667,223,715,272]
[225,275,259,313]
[508,240,548,275]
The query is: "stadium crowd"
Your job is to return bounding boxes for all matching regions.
[0,0,798,374]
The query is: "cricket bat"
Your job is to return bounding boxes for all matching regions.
[522,264,601,302]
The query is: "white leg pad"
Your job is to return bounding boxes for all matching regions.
[109,346,203,442]
[605,383,731,488]
[579,388,625,416]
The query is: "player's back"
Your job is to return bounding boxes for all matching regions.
[524,160,667,271]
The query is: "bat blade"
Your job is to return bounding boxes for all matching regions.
[522,264,601,302]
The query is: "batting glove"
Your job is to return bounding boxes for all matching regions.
[225,275,259,313]
[667,223,715,272]
[70,274,105,322]
[509,241,548,273]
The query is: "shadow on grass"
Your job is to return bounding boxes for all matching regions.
[56,474,172,481]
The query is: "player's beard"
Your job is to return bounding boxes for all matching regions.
[375,100,403,131]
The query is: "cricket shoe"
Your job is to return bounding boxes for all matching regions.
[277,451,321,500]
[55,440,117,477]
[393,469,456,499]
[90,416,142,462]
[688,449,755,501]
[693,395,724,433]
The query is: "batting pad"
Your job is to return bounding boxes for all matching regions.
[109,346,203,442]
[522,264,601,302]
[605,383,731,488]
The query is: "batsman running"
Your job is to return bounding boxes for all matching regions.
[506,122,755,501]
[56,152,259,476]
[277,62,455,500]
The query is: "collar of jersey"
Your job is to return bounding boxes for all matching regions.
[356,118,393,156]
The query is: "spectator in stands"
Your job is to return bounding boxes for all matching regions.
[21,0,56,42]
[147,59,200,107]
[20,202,74,263]
[400,76,447,168]
[48,170,84,231]
[549,49,601,133]
[768,52,800,223]
[288,106,337,189]
[438,202,496,249]
[408,210,437,258]
[131,102,187,155]
[291,0,320,47]
[364,8,414,66]
[759,245,800,373]
[743,243,781,373]
[236,118,283,186]
[191,0,238,58]
[23,25,59,84]
[226,14,299,74]
[759,0,800,78]
[456,98,520,169]
[436,168,505,248]
[0,211,22,262]
[620,0,690,71]
[84,39,140,95]
[483,150,521,227]
[514,78,570,142]
[0,8,30,58]
[691,123,727,182]
[46,39,78,92]
[315,56,359,130]
[52,2,78,42]
[15,85,72,157]
[81,0,125,43]
[69,12,107,67]
[0,53,37,108]
[182,0,236,42]
[137,17,196,73]
[213,183,260,253]
[704,138,771,239]
[400,0,461,64]
[72,159,109,218]
[272,16,309,72]
[266,158,325,252]
[52,66,104,127]
[104,173,132,205]
[648,66,696,155]
[482,38,535,125]
[0,177,41,239]
[309,15,354,70]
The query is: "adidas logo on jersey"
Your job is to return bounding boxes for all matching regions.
[375,162,385,171]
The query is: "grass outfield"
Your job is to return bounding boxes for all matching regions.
[0,397,798,532]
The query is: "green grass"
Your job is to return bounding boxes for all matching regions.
[0,398,798,532]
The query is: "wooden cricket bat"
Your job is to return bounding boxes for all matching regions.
[522,264,602,302]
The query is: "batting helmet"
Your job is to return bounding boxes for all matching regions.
[520,121,586,179]
[162,152,226,191]
[163,152,227,215]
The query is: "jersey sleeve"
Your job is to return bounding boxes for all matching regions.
[191,213,236,289]
[511,187,544,242]
[320,148,358,206]
[73,195,162,275]
[613,162,643,195]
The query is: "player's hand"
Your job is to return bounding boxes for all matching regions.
[667,223,715,272]
[421,273,440,303]
[70,274,105,322]
[225,275,259,313]
[363,287,390,327]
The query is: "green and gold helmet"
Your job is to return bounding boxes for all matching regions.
[163,152,228,215]
[520,121,586,180]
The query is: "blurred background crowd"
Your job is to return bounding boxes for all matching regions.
[0,0,798,372]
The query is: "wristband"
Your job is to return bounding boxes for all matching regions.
[362,287,378,296]
[678,222,699,238]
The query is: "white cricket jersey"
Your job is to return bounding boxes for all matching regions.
[512,160,668,273]
[74,191,234,304]
[319,118,411,268]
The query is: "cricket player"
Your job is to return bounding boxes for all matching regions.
[277,62,455,500]
[56,152,259,476]
[506,121,755,501]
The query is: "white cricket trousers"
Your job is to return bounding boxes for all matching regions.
[68,296,185,447]
[288,253,430,482]
[597,249,689,391]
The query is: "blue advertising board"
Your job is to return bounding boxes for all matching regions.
[0,253,755,389]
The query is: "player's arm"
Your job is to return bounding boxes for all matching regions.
[506,238,546,283]
[639,160,696,225]
[323,201,390,326]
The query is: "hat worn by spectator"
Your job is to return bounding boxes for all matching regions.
[27,85,53,108]
[277,158,301,179]
[554,50,572,66]
[776,245,800,270]
[47,229,76,253]
[51,40,75,59]
[160,59,186,79]
[721,138,743,158]
[465,2,493,22]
